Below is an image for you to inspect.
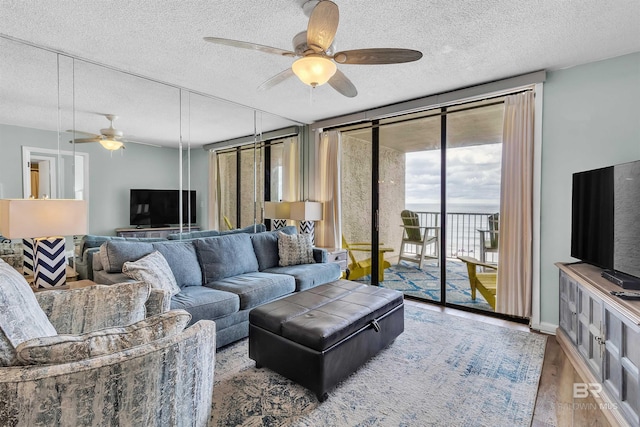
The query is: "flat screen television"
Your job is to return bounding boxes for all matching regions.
[571,160,640,287]
[130,189,196,227]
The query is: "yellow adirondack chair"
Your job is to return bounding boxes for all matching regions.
[457,256,496,310]
[342,235,394,282]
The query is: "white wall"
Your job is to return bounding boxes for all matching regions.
[0,124,206,235]
[539,52,640,328]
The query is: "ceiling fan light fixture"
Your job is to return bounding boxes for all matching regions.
[292,55,337,87]
[99,139,124,151]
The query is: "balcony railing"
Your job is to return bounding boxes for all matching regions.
[412,211,498,262]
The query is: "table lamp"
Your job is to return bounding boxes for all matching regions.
[264,201,291,230]
[0,199,87,289]
[289,201,323,244]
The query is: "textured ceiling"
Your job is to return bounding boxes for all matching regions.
[1,0,639,147]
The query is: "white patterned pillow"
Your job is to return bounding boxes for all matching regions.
[0,259,57,366]
[16,310,191,365]
[122,251,181,296]
[278,232,315,267]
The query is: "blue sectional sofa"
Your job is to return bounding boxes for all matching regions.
[74,224,266,281]
[90,226,340,348]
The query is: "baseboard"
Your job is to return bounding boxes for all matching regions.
[531,321,557,335]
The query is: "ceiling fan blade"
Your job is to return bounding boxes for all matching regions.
[333,48,423,64]
[203,37,296,57]
[257,68,295,91]
[328,69,357,98]
[307,0,339,52]
[66,129,99,137]
[72,137,101,143]
[124,139,163,148]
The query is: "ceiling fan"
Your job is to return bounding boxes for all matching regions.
[203,0,422,98]
[69,114,160,151]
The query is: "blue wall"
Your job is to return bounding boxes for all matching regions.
[540,52,640,327]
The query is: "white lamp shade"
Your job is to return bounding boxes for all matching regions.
[0,199,88,238]
[289,201,323,221]
[292,55,337,87]
[264,201,291,219]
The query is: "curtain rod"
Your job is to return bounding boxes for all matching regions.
[322,89,533,134]
[312,70,545,131]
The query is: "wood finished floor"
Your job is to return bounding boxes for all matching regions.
[404,299,612,427]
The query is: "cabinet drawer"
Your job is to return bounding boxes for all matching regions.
[330,252,347,263]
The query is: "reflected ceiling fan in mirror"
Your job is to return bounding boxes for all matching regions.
[203,0,422,98]
[69,114,160,151]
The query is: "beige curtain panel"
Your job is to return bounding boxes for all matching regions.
[496,91,534,317]
[313,130,342,249]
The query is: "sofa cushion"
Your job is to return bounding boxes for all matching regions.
[15,310,191,365]
[80,235,165,257]
[100,241,155,273]
[263,262,341,291]
[218,223,266,236]
[205,272,295,310]
[167,229,220,240]
[152,241,202,287]
[195,234,259,283]
[123,251,181,296]
[278,232,315,267]
[171,286,239,321]
[250,226,297,271]
[35,281,151,334]
[0,259,57,366]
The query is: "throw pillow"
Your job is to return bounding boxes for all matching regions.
[0,259,57,366]
[250,226,298,271]
[16,310,191,365]
[122,251,181,296]
[35,281,151,334]
[278,232,315,267]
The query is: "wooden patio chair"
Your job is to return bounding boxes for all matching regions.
[398,209,440,268]
[457,255,496,311]
[342,235,394,282]
[477,213,499,263]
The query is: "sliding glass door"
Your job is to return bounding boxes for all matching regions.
[338,97,507,315]
[445,100,504,313]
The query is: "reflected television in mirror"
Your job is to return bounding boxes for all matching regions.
[130,189,196,228]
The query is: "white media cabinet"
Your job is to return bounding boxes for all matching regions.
[557,262,640,427]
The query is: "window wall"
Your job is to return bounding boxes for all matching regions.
[213,136,299,231]
[337,96,512,315]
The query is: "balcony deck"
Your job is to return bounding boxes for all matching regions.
[353,211,498,313]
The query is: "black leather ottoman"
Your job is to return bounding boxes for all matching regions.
[248,279,404,401]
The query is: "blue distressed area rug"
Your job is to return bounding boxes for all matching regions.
[360,260,493,312]
[210,304,546,426]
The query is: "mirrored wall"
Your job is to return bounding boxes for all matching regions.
[0,35,301,236]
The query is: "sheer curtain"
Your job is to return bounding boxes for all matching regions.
[496,91,534,317]
[313,130,342,248]
[282,137,299,203]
